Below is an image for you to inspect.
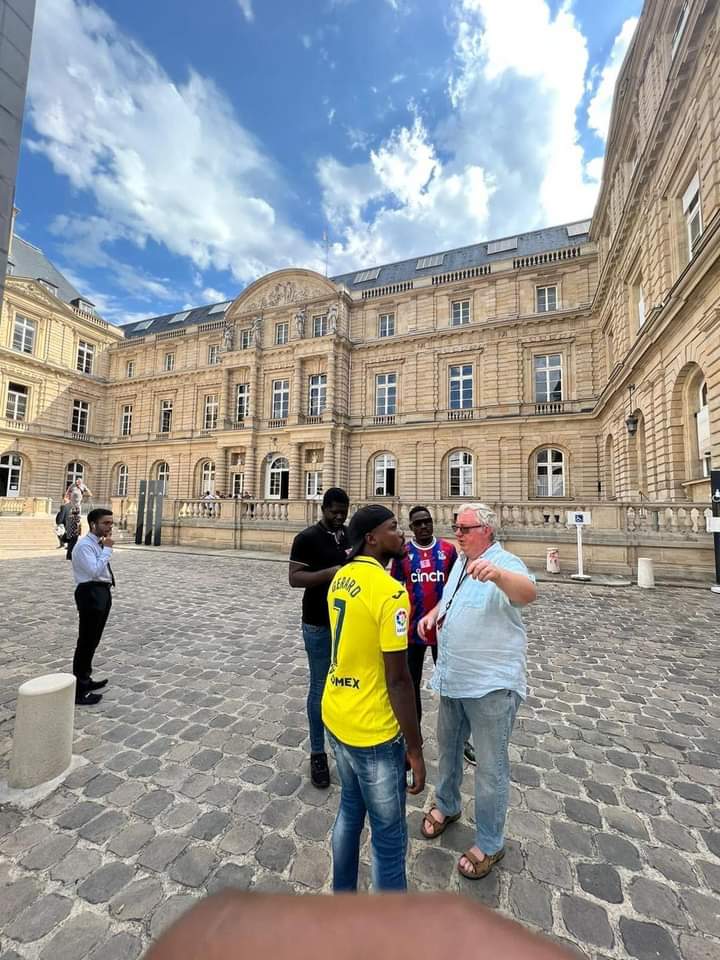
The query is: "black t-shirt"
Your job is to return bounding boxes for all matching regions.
[290,522,348,626]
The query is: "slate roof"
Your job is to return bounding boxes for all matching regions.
[118,219,592,340]
[8,235,85,306]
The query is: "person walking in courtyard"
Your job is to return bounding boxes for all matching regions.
[71,507,115,706]
[66,477,92,512]
[64,506,82,559]
[389,506,457,739]
[289,487,350,788]
[418,503,536,880]
[323,505,425,891]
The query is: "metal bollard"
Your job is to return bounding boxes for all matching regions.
[8,674,76,789]
[637,557,655,589]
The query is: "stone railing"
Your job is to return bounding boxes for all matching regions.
[0,497,53,516]
[625,503,713,535]
[173,498,321,525]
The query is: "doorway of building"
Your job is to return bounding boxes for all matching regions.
[0,454,22,497]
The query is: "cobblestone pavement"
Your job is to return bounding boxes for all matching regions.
[1,550,719,960]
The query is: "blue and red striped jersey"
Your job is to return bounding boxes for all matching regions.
[390,538,457,645]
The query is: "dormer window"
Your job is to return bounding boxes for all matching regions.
[37,278,58,297]
[72,297,95,314]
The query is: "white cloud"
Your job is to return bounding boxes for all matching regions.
[390,73,406,84]
[26,0,320,291]
[300,33,312,49]
[236,0,254,22]
[319,0,629,270]
[587,17,638,142]
[201,287,229,303]
[327,107,336,124]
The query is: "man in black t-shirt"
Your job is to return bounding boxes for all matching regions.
[289,487,349,788]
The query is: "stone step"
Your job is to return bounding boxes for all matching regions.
[0,518,59,549]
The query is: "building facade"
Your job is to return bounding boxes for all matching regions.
[0,0,36,303]
[0,0,717,576]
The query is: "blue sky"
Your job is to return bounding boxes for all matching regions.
[18,0,642,325]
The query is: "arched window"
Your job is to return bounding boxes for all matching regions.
[65,461,85,489]
[0,453,23,497]
[200,460,216,496]
[267,456,289,499]
[535,448,565,497]
[696,379,710,477]
[155,461,170,495]
[116,464,129,497]
[449,451,473,497]
[373,454,396,497]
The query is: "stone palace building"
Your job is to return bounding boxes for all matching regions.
[0,0,718,578]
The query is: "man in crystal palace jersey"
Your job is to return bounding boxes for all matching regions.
[390,506,457,736]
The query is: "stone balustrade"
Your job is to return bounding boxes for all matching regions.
[0,497,53,516]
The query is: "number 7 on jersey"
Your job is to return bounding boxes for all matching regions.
[331,598,346,665]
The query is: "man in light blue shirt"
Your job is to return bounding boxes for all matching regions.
[71,508,115,706]
[418,503,536,880]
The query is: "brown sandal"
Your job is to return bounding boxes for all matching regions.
[420,808,461,839]
[457,847,505,880]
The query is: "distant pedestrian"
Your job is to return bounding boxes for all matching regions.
[55,503,70,547]
[65,507,82,559]
[289,487,349,788]
[66,478,92,512]
[71,507,115,706]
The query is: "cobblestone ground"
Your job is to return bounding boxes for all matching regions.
[1,550,719,960]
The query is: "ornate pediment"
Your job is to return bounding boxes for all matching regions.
[228,269,337,318]
[6,278,56,309]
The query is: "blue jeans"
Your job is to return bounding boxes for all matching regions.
[302,622,331,754]
[327,731,408,892]
[436,689,520,854]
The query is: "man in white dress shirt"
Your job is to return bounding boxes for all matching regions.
[71,508,115,706]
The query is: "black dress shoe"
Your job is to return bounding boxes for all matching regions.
[86,678,108,691]
[75,691,103,706]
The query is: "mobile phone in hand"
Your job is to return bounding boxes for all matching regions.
[406,769,415,788]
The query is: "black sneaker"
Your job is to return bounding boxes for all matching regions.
[463,741,476,765]
[310,752,330,789]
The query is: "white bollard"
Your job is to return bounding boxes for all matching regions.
[8,674,76,789]
[637,557,655,589]
[546,547,560,574]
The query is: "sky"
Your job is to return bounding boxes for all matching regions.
[17,0,643,326]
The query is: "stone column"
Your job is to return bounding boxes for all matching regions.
[222,367,232,425]
[9,674,75,789]
[245,446,258,498]
[325,345,335,417]
[289,441,303,499]
[291,357,303,421]
[215,447,229,497]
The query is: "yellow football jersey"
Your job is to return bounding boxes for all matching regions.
[322,556,410,748]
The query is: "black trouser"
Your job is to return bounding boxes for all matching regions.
[407,643,438,728]
[73,582,112,687]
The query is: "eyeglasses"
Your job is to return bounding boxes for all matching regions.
[450,524,484,535]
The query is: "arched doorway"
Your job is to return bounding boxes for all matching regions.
[0,454,22,497]
[267,456,289,499]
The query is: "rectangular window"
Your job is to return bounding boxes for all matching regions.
[121,404,133,436]
[240,329,251,349]
[204,393,219,430]
[312,314,328,337]
[275,322,289,345]
[272,379,289,419]
[378,313,395,338]
[5,382,28,421]
[236,383,250,421]
[306,470,323,498]
[534,354,563,403]
[126,360,135,378]
[76,340,95,374]
[448,364,473,409]
[160,399,173,433]
[634,282,646,329]
[208,344,220,365]
[536,286,558,312]
[232,472,245,497]
[672,0,689,59]
[164,352,175,372]
[72,399,89,435]
[12,315,35,354]
[375,372,397,416]
[451,299,470,326]
[308,374,327,417]
[682,172,702,260]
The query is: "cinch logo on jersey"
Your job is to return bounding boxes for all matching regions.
[410,570,445,583]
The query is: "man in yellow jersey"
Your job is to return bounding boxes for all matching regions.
[322,504,426,892]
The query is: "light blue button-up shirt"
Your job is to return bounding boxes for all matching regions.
[430,541,535,701]
[72,533,113,586]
